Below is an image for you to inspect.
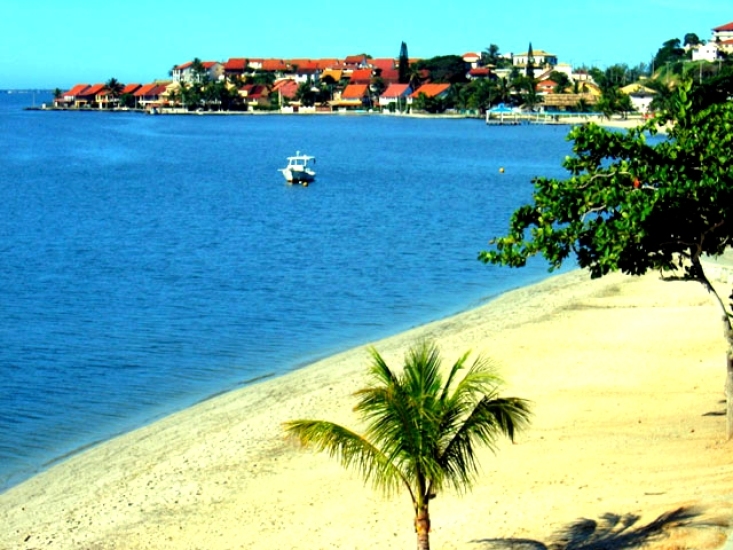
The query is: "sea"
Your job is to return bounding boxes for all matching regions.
[0,91,574,492]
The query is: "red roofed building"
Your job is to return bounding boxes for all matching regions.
[369,58,395,71]
[272,79,299,101]
[410,83,450,99]
[712,21,733,55]
[468,67,493,80]
[172,61,224,83]
[332,84,370,109]
[378,68,400,85]
[239,84,270,108]
[316,59,341,70]
[343,54,369,69]
[262,59,290,73]
[224,58,248,76]
[379,83,411,109]
[74,83,106,108]
[536,79,557,94]
[349,68,373,84]
[54,84,90,107]
[134,83,169,108]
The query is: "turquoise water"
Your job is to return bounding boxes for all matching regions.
[0,93,573,491]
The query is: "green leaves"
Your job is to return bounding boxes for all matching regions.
[481,84,733,280]
[284,341,531,509]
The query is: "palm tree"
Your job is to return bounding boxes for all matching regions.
[284,341,531,550]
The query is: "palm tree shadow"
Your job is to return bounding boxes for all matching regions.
[473,506,703,550]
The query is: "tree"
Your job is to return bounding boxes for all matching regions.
[413,55,469,84]
[684,32,702,48]
[105,77,124,108]
[525,42,535,80]
[481,44,502,67]
[284,341,531,550]
[479,80,733,437]
[653,38,685,72]
[399,41,410,84]
[548,71,571,94]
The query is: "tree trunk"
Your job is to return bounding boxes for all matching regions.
[415,508,431,550]
[725,324,733,440]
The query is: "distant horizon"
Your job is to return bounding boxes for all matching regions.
[2,1,731,89]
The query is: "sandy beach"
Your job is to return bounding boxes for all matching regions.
[1,267,732,550]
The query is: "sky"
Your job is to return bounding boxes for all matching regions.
[1,0,731,89]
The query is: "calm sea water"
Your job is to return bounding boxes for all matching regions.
[0,92,572,491]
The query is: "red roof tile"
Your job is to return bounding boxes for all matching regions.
[379,69,400,83]
[121,83,141,94]
[344,54,367,65]
[469,68,491,77]
[713,21,733,32]
[341,84,369,99]
[262,59,290,72]
[316,59,341,69]
[369,58,395,71]
[410,83,450,98]
[381,84,411,98]
[272,79,299,99]
[134,83,160,97]
[78,83,106,97]
[64,84,91,96]
[225,58,248,71]
[349,68,373,83]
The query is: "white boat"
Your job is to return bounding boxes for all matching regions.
[279,151,316,185]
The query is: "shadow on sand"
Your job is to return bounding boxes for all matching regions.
[473,506,709,550]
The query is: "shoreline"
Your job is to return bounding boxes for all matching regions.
[1,267,731,549]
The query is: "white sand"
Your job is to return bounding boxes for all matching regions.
[1,269,732,550]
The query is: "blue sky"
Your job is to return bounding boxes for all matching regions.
[1,0,731,89]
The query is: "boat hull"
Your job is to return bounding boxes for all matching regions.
[281,168,315,184]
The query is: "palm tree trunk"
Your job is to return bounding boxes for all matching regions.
[415,508,430,550]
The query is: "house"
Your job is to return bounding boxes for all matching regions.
[409,83,450,101]
[379,83,411,109]
[377,68,401,85]
[369,58,396,72]
[620,83,657,114]
[261,59,290,74]
[291,60,321,84]
[343,54,369,69]
[317,59,342,70]
[172,61,224,83]
[134,83,169,108]
[332,84,370,109]
[349,68,373,85]
[239,84,269,107]
[272,79,299,102]
[76,83,106,108]
[536,79,557,94]
[713,21,733,42]
[467,67,493,80]
[512,49,558,69]
[224,58,248,77]
[54,83,90,107]
[462,52,482,68]
[692,42,722,62]
[320,69,344,84]
[712,21,733,55]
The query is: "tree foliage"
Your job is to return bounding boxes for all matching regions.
[284,341,531,550]
[480,80,733,436]
[399,41,410,84]
[414,55,469,84]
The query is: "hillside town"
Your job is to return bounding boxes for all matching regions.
[51,20,733,116]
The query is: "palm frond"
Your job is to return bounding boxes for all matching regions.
[283,419,408,497]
